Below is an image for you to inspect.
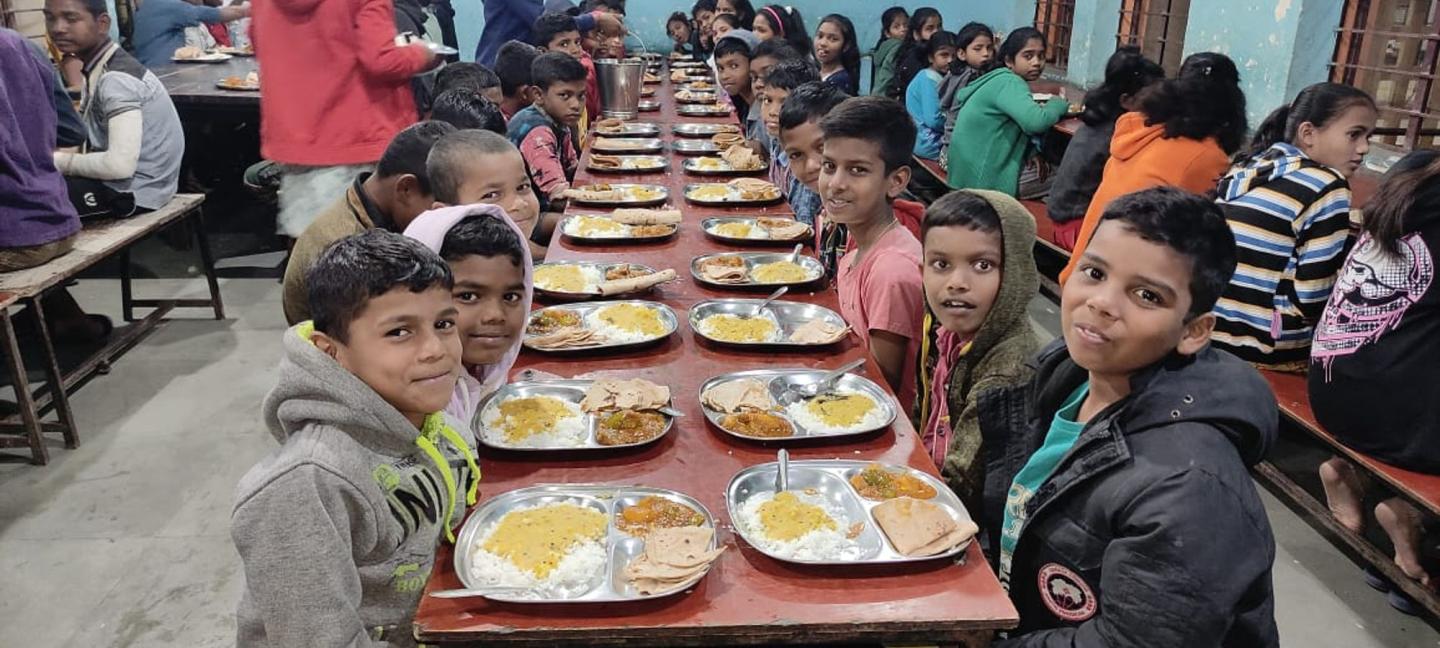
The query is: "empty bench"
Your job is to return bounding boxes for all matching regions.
[0,194,223,464]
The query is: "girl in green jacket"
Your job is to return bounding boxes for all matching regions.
[869,6,909,97]
[945,27,1068,195]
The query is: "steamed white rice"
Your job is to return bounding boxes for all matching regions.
[735,490,864,561]
[585,304,666,343]
[784,388,888,435]
[479,396,588,448]
[468,504,609,598]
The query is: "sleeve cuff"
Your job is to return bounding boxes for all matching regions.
[575,11,597,32]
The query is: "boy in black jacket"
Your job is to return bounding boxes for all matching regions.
[979,187,1280,647]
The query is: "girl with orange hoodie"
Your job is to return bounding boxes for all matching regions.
[1058,52,1247,283]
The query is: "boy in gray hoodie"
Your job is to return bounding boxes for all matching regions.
[232,230,481,647]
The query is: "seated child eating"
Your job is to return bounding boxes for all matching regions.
[778,81,849,275]
[283,121,457,324]
[233,230,480,647]
[916,190,1040,512]
[937,22,995,163]
[427,129,545,259]
[532,11,593,140]
[508,51,585,239]
[429,88,508,134]
[714,30,760,121]
[747,39,800,147]
[819,96,926,406]
[434,62,504,106]
[494,40,542,121]
[758,58,819,221]
[406,204,533,429]
[906,29,957,160]
[981,187,1279,646]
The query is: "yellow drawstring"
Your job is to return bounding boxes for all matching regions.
[437,424,481,506]
[415,414,481,544]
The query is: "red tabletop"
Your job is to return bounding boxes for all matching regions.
[413,70,1018,647]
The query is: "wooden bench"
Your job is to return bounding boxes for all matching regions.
[0,194,222,464]
[1021,199,1071,298]
[1253,370,1440,618]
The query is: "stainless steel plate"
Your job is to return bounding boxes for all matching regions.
[454,484,717,602]
[676,104,731,116]
[532,261,659,300]
[689,299,847,348]
[673,123,741,137]
[698,368,897,441]
[524,300,678,352]
[682,157,768,176]
[586,155,669,174]
[559,215,678,244]
[684,182,785,206]
[679,82,718,93]
[675,91,719,104]
[590,137,665,154]
[474,379,674,451]
[726,460,973,565]
[594,122,661,137]
[671,60,707,68]
[638,99,660,111]
[566,183,669,207]
[701,217,812,245]
[690,252,825,289]
[671,139,721,154]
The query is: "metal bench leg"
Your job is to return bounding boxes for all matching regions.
[0,308,47,464]
[192,210,225,320]
[119,247,134,323]
[28,297,78,449]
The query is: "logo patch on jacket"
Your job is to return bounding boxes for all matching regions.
[1038,563,1096,622]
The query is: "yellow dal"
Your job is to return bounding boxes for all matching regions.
[713,222,754,238]
[573,216,625,236]
[480,504,608,578]
[689,185,732,201]
[595,303,665,335]
[805,394,876,428]
[534,265,590,293]
[702,314,777,342]
[758,491,837,541]
[750,261,811,284]
[496,396,578,443]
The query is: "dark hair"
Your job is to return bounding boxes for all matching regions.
[667,11,690,29]
[906,7,940,44]
[713,34,753,61]
[583,0,625,14]
[531,51,587,90]
[954,21,993,52]
[818,15,860,95]
[1238,82,1377,162]
[308,230,454,343]
[779,80,849,132]
[764,58,819,92]
[78,0,108,17]
[820,96,915,174]
[720,0,756,29]
[434,62,501,97]
[990,26,1044,72]
[429,89,507,135]
[874,6,909,48]
[1362,149,1440,255]
[427,130,520,205]
[692,0,716,18]
[532,12,579,49]
[755,5,811,57]
[922,30,958,60]
[1138,52,1248,155]
[1080,46,1163,127]
[712,13,743,32]
[1098,187,1237,318]
[440,215,526,268]
[889,8,941,91]
[922,190,1002,239]
[752,36,799,64]
[375,121,457,195]
[495,40,541,97]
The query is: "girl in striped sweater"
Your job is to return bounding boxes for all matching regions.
[1211,83,1377,370]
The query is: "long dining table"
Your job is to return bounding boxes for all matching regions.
[412,61,1019,647]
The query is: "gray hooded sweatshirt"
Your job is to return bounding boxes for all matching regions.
[232,323,480,647]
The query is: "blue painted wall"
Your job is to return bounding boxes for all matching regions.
[453,0,1037,62]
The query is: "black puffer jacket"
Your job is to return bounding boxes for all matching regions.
[977,341,1280,647]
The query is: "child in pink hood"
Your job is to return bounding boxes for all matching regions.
[404,204,533,432]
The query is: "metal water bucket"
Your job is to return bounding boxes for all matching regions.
[595,57,645,119]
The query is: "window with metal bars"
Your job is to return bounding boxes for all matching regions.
[1117,0,1190,75]
[1034,0,1077,70]
[1331,0,1440,149]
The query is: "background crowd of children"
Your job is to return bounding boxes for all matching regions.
[7,0,1440,643]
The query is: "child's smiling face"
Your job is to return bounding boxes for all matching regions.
[448,254,527,366]
[814,20,844,65]
[818,136,905,226]
[449,151,541,239]
[923,224,1003,337]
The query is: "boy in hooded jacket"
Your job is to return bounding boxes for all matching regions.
[916,190,1040,514]
[979,187,1279,646]
[232,230,481,647]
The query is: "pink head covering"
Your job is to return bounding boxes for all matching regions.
[403,204,534,426]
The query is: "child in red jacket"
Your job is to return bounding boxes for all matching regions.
[252,0,436,239]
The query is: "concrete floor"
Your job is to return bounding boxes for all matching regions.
[0,277,1436,647]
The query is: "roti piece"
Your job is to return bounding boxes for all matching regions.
[788,319,850,344]
[871,497,978,557]
[702,378,772,413]
[623,526,725,594]
[580,377,671,412]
